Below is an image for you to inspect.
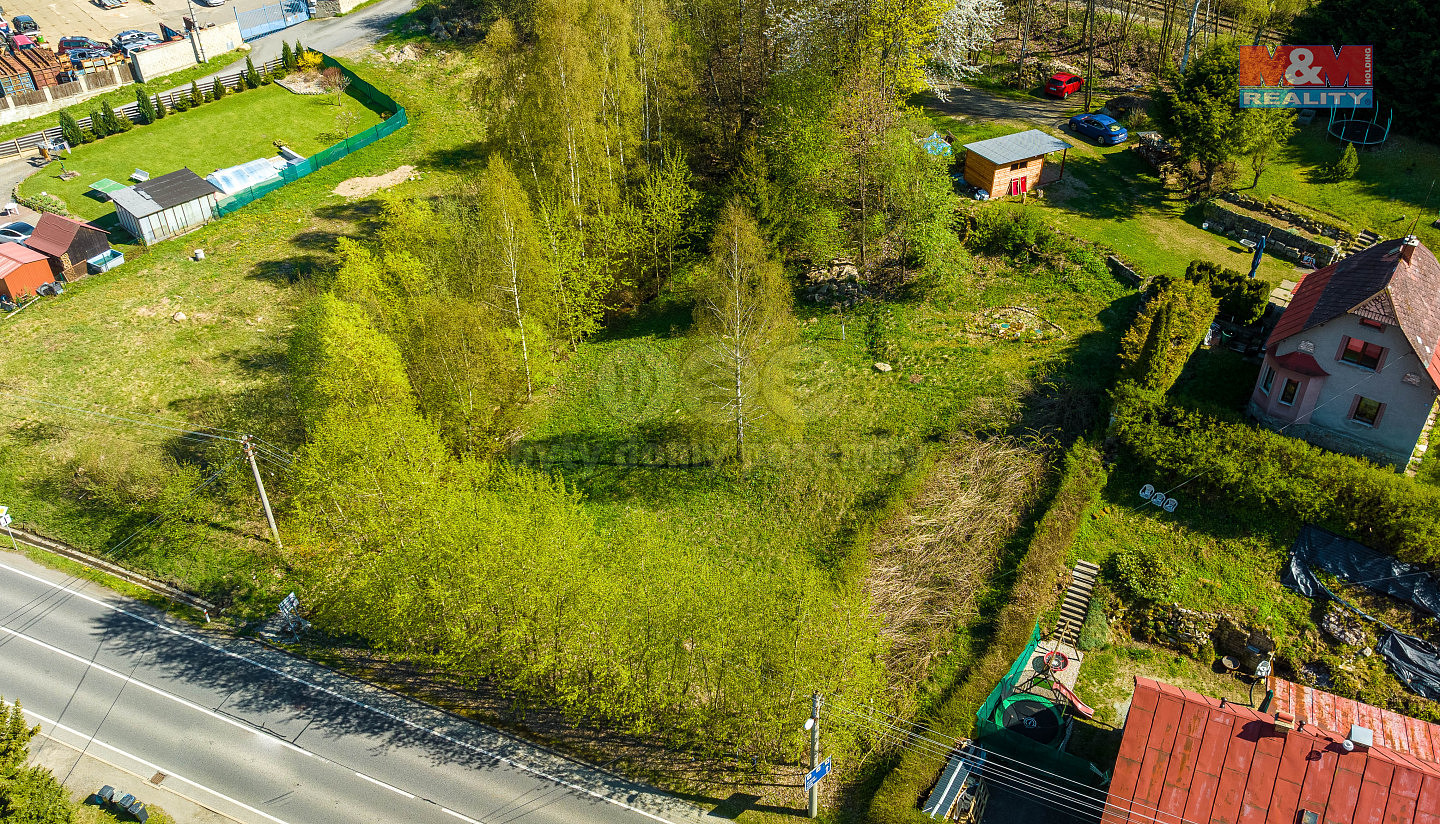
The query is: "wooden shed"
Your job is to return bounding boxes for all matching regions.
[26,213,112,280]
[111,168,222,246]
[961,130,1073,198]
[0,241,54,300]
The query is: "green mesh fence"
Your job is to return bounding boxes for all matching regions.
[212,58,406,218]
[973,623,1105,785]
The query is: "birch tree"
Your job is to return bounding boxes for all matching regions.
[474,156,552,400]
[687,204,795,466]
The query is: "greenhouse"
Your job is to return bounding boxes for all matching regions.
[206,158,283,197]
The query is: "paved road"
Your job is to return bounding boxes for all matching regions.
[0,551,712,824]
[927,82,1083,126]
[197,0,414,84]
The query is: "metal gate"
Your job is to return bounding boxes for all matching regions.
[236,0,309,42]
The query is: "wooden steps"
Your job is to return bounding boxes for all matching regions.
[1344,229,1382,258]
[1056,561,1101,647]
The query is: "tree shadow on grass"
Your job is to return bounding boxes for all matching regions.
[425,141,492,175]
[1048,151,1175,222]
[248,254,326,286]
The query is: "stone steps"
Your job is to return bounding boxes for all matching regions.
[1056,561,1101,647]
[1345,229,1382,257]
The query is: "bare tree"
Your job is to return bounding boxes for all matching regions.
[320,66,351,107]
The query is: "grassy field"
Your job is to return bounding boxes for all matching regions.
[0,49,253,146]
[929,113,1301,284]
[20,84,383,225]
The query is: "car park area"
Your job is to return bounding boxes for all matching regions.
[3,0,279,44]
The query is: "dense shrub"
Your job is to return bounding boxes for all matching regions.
[1104,544,1175,603]
[1161,260,1267,324]
[189,80,203,108]
[1077,586,1112,650]
[1116,279,1218,393]
[866,442,1107,823]
[1111,396,1440,561]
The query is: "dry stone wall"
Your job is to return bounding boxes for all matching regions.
[1201,200,1343,267]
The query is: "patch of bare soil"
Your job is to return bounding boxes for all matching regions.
[332,165,418,199]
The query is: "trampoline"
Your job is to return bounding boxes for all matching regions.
[993,694,1064,746]
[1328,106,1393,147]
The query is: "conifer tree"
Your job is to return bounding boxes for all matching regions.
[281,40,295,71]
[135,86,157,124]
[190,80,203,107]
[212,76,226,100]
[246,56,261,88]
[57,110,83,147]
[153,93,167,119]
[89,108,109,138]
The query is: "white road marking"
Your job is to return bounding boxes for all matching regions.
[440,807,485,823]
[0,559,687,824]
[353,771,416,799]
[17,705,295,824]
[0,623,312,758]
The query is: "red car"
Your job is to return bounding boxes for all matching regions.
[1046,72,1084,98]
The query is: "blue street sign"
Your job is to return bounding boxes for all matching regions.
[804,758,832,792]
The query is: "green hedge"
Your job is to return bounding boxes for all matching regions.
[1111,397,1440,561]
[864,442,1107,823]
[1116,278,1218,394]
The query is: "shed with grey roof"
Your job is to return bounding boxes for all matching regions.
[961,129,1073,198]
[112,168,222,246]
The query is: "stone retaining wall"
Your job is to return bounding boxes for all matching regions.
[1201,200,1342,267]
[1220,191,1353,245]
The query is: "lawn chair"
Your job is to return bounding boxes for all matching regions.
[129,168,149,182]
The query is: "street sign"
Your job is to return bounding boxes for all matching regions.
[279,592,299,616]
[0,514,11,528]
[804,757,831,792]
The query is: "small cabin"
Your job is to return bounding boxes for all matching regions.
[0,241,54,300]
[961,130,1072,198]
[26,213,112,281]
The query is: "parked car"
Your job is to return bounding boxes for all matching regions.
[0,221,36,243]
[1067,112,1129,145]
[9,34,40,49]
[67,47,109,62]
[195,0,224,6]
[1045,72,1083,99]
[9,14,36,32]
[113,29,157,46]
[58,35,110,53]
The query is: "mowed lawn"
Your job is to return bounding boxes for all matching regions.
[928,114,1299,284]
[21,84,383,223]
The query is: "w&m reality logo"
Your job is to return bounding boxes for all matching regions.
[1238,45,1373,109]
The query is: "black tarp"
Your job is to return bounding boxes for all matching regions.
[1286,526,1440,617]
[1283,525,1440,701]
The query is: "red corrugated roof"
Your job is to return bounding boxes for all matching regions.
[1269,678,1440,767]
[0,240,45,277]
[25,212,106,259]
[1105,678,1440,824]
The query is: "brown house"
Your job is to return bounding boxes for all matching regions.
[961,130,1073,198]
[0,242,53,300]
[26,213,112,280]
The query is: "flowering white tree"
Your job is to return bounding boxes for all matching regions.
[925,0,1006,88]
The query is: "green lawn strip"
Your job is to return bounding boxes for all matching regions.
[864,441,1108,824]
[0,49,254,146]
[21,84,383,223]
[2,540,206,626]
[1246,125,1440,251]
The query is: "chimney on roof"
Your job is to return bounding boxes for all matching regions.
[1400,235,1420,264]
[1274,710,1297,733]
[1347,724,1374,750]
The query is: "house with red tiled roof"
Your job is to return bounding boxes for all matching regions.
[1248,235,1440,468]
[1102,677,1440,824]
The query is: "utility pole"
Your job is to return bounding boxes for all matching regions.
[1178,0,1205,74]
[241,436,281,548]
[807,692,821,819]
[1016,0,1036,88]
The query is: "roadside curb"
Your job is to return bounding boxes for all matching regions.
[5,525,217,614]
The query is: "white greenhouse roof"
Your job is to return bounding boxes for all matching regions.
[206,158,282,196]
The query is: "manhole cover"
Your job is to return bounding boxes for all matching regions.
[150,772,166,785]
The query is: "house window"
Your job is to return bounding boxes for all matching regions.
[1011,160,1027,170]
[1351,396,1384,426]
[1261,367,1276,395]
[1279,379,1300,405]
[1360,318,1387,330]
[1339,337,1385,370]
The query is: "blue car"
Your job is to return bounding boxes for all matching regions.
[1068,112,1128,146]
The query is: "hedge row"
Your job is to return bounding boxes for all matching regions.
[1116,278,1217,394]
[864,441,1107,823]
[1111,396,1440,561]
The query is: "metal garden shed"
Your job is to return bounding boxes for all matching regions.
[111,169,222,246]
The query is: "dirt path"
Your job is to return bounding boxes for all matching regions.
[928,83,1083,127]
